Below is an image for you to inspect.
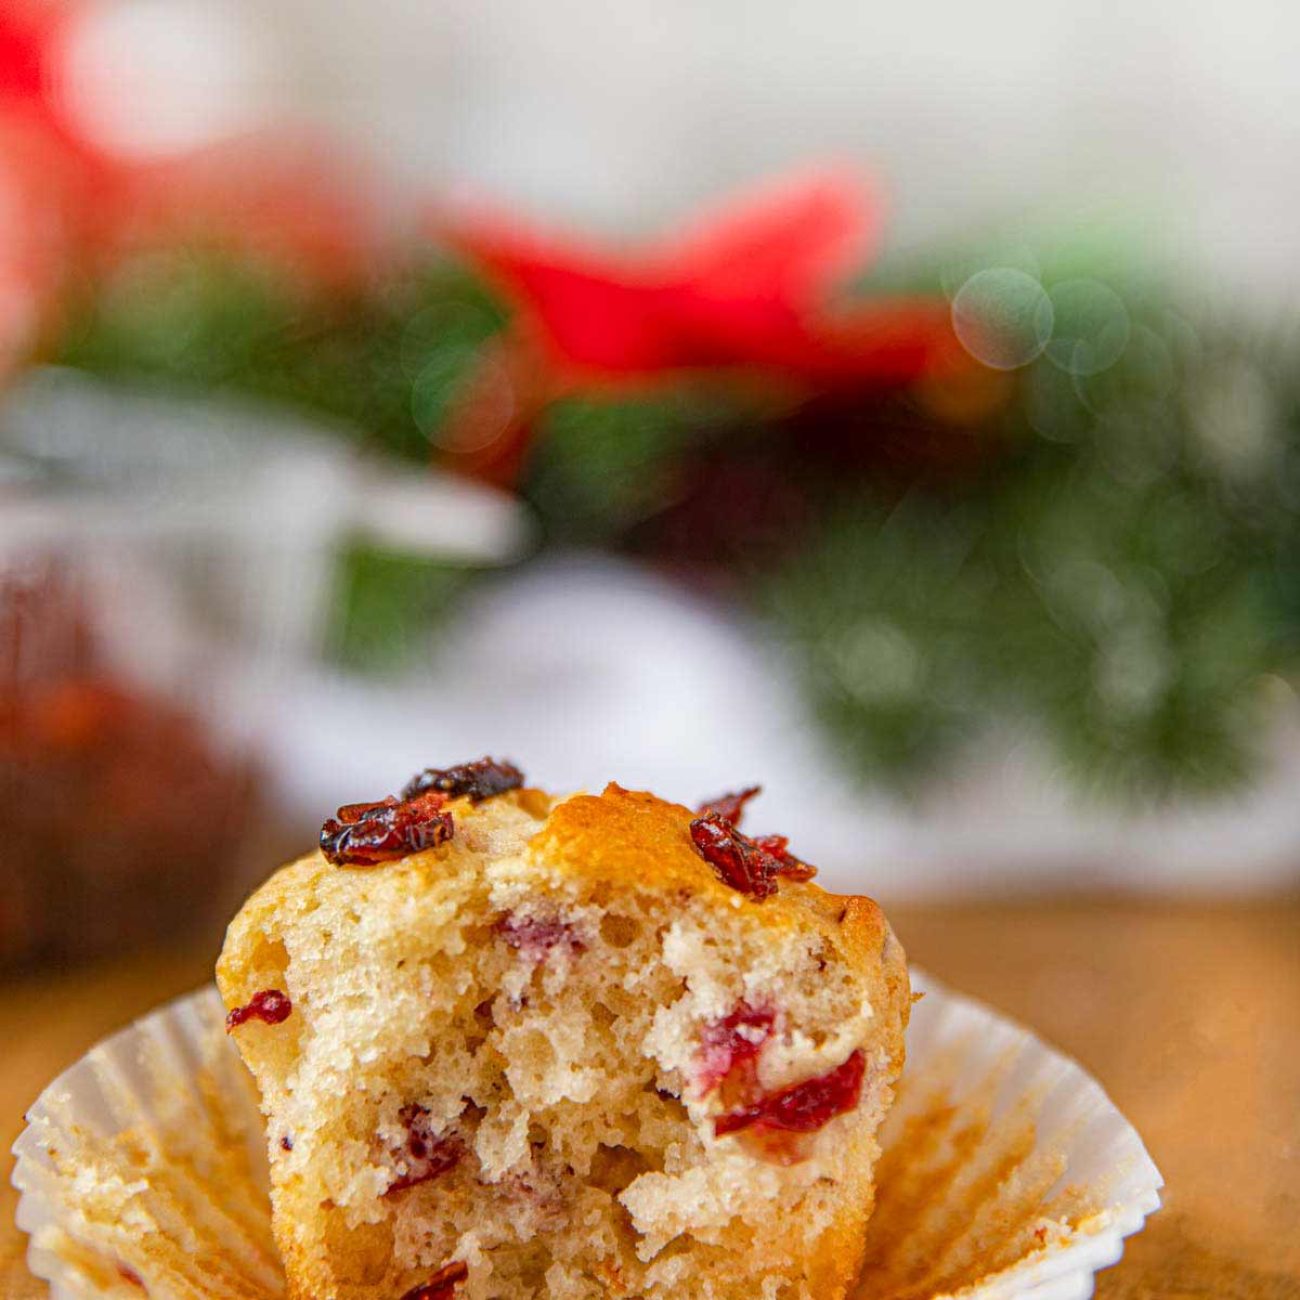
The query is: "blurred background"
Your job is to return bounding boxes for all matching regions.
[5,0,1300,970]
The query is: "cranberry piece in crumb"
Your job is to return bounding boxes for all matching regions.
[225,989,292,1032]
[402,757,524,803]
[116,1262,145,1290]
[697,1003,776,1094]
[279,1135,294,1152]
[496,912,585,959]
[385,1105,464,1195]
[399,1261,469,1300]
[695,785,761,827]
[715,1049,866,1137]
[320,791,453,866]
[689,813,818,899]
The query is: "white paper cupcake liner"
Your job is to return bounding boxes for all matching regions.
[12,969,1161,1300]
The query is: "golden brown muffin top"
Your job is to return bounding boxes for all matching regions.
[536,783,899,970]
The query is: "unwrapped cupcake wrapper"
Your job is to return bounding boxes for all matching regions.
[12,969,1162,1300]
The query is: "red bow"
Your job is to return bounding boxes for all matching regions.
[432,170,964,482]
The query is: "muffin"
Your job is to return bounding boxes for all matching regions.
[217,762,909,1300]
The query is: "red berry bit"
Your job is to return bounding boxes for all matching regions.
[697,1002,776,1095]
[385,1105,464,1196]
[400,1261,469,1300]
[403,757,524,803]
[225,989,292,1032]
[116,1262,146,1290]
[750,833,818,883]
[695,785,761,827]
[689,813,817,899]
[715,1049,866,1138]
[497,912,586,960]
[320,792,454,866]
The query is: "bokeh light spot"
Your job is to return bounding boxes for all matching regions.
[952,268,1053,371]
[1045,279,1130,376]
[832,619,922,705]
[413,344,515,455]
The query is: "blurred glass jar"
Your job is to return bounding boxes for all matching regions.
[0,368,529,967]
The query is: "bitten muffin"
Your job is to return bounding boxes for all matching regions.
[217,762,909,1300]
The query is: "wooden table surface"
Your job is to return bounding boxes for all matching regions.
[1,898,1297,1298]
